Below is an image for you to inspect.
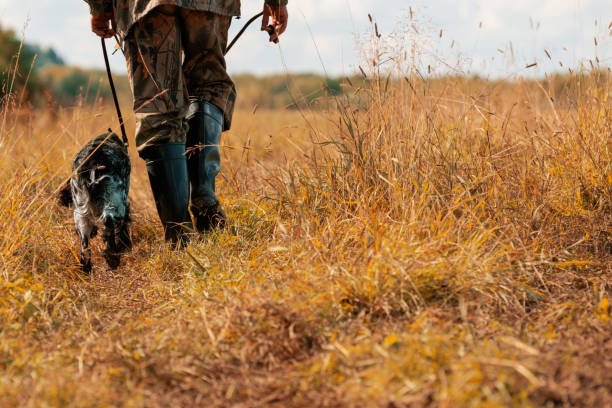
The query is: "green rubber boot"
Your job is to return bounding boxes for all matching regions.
[186,100,226,232]
[140,143,192,244]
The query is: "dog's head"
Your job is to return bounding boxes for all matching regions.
[92,167,129,222]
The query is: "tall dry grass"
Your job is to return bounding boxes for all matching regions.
[0,18,611,407]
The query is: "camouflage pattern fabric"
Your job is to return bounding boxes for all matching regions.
[84,0,288,37]
[124,5,235,152]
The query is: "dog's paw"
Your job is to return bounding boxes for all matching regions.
[116,230,132,253]
[80,259,92,274]
[104,252,121,269]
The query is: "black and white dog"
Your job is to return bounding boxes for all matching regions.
[59,131,132,272]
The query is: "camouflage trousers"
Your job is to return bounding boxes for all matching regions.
[124,5,236,152]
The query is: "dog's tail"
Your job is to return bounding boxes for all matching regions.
[57,180,73,207]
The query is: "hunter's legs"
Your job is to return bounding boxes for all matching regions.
[180,9,235,130]
[180,9,235,231]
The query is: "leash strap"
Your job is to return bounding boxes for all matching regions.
[226,12,263,55]
[101,37,129,147]
[225,12,278,55]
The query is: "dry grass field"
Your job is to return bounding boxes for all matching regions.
[1,36,611,406]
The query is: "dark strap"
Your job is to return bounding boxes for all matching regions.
[225,12,278,55]
[101,37,129,147]
[226,12,263,55]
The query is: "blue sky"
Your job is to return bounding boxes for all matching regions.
[0,0,611,78]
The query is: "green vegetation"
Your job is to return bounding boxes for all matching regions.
[234,73,346,110]
[0,24,65,103]
[38,65,127,106]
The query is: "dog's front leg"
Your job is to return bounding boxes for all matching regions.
[75,212,94,273]
[116,204,132,253]
[103,216,121,269]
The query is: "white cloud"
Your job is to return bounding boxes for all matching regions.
[293,0,376,21]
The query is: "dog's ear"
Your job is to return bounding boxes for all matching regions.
[57,180,73,207]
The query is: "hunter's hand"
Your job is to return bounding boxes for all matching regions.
[261,4,288,42]
[91,13,116,38]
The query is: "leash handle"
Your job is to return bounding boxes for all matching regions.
[265,25,280,44]
[101,37,129,147]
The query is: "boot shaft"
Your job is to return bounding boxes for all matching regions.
[186,100,227,231]
[140,143,192,243]
[186,100,224,207]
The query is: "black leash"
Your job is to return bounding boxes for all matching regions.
[101,11,275,146]
[101,37,129,147]
[225,11,278,55]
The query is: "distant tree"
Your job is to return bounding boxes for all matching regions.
[55,70,90,101]
[0,24,65,104]
[324,78,342,96]
[44,67,111,106]
[0,25,37,98]
[29,45,65,68]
